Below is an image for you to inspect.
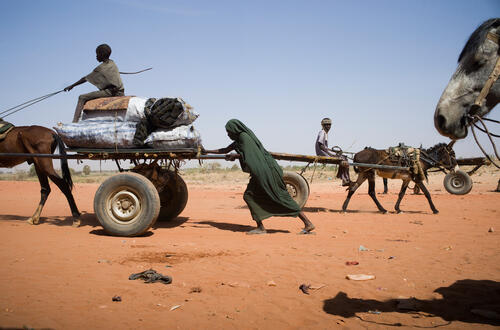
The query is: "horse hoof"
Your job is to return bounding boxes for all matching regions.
[380,210,387,214]
[72,220,81,227]
[433,210,439,214]
[27,218,39,225]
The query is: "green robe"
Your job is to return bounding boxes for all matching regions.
[225,119,301,221]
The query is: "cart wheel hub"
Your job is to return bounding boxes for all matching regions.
[451,176,464,188]
[110,190,141,221]
[286,184,297,197]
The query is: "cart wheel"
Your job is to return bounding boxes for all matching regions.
[158,171,189,221]
[443,170,473,195]
[283,171,310,208]
[94,172,160,236]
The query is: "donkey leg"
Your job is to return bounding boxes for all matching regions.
[27,169,51,225]
[394,180,410,214]
[383,178,388,194]
[341,175,366,212]
[367,173,387,213]
[416,181,439,214]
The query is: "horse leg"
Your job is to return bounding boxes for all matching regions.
[394,180,410,214]
[19,133,81,226]
[46,167,81,226]
[383,178,388,194]
[27,168,51,225]
[416,181,439,214]
[341,173,366,212]
[367,173,387,213]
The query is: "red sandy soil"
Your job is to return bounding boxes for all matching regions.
[0,172,499,329]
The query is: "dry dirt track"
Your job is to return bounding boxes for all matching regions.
[0,172,499,329]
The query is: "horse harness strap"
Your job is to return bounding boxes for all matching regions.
[474,32,500,108]
[387,145,425,181]
[0,120,14,141]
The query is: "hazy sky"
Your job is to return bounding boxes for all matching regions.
[0,0,498,170]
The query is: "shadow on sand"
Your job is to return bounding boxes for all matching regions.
[193,220,290,234]
[323,279,500,327]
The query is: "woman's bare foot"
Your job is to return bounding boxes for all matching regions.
[246,228,267,235]
[298,212,315,233]
[246,221,266,235]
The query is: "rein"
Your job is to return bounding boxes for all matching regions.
[0,90,64,119]
[465,31,500,169]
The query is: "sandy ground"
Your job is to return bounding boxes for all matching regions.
[0,170,499,329]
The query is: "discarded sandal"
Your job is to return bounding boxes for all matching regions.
[129,269,172,284]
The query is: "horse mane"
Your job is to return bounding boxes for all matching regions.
[423,143,447,155]
[458,18,500,63]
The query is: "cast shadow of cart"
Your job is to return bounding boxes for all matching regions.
[153,216,189,229]
[323,279,500,326]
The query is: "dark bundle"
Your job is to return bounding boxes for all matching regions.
[133,98,185,146]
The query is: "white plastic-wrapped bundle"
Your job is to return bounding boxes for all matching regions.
[124,97,148,121]
[54,120,137,148]
[144,125,201,149]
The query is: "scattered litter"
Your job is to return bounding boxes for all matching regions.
[129,269,172,284]
[345,261,359,266]
[386,239,410,242]
[346,274,375,281]
[170,305,181,311]
[112,296,121,302]
[226,282,250,288]
[309,284,327,290]
[343,230,348,234]
[165,265,172,268]
[331,235,337,239]
[410,220,423,225]
[488,227,494,233]
[359,245,369,251]
[299,284,310,294]
[98,259,111,264]
[99,305,107,309]
[267,280,277,287]
[388,256,396,259]
[443,246,453,251]
[471,309,500,320]
[189,287,202,293]
[368,310,381,314]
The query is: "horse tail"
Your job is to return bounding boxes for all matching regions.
[52,133,74,190]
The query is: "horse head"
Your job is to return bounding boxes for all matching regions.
[434,18,500,140]
[423,142,457,170]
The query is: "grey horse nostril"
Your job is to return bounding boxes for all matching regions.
[436,114,446,130]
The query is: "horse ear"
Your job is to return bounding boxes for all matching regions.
[446,140,456,150]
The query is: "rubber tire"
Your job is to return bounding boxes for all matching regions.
[443,170,473,195]
[158,171,189,221]
[94,172,160,237]
[283,171,310,208]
